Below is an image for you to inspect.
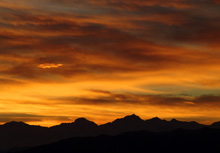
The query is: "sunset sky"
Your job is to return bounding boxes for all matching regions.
[0,0,220,126]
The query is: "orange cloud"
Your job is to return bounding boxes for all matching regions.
[37,63,63,69]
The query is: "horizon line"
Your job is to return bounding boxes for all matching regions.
[1,114,218,127]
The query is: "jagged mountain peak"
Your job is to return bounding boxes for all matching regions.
[112,114,143,124]
[74,117,98,127]
[171,119,179,122]
[123,114,142,120]
[3,121,29,127]
[151,117,161,120]
[146,117,163,122]
[74,117,90,123]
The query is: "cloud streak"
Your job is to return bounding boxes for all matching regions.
[38,63,63,69]
[46,90,220,108]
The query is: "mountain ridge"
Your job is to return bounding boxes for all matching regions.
[0,114,217,128]
[0,114,219,152]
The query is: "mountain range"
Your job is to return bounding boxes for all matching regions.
[13,128,220,153]
[1,114,220,152]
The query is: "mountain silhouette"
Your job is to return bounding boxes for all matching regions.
[0,114,219,152]
[210,121,220,128]
[2,121,29,128]
[99,114,145,135]
[11,128,220,153]
[50,118,98,139]
[74,117,98,127]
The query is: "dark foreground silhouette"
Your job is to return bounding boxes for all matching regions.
[1,114,220,152]
[12,128,220,153]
